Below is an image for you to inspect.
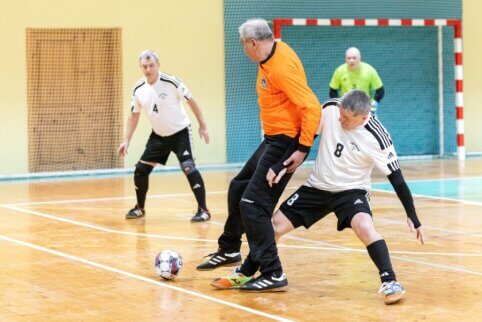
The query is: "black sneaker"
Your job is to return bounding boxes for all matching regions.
[125,206,145,219]
[196,250,242,271]
[239,272,288,292]
[191,209,211,222]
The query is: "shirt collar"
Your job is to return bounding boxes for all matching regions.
[260,41,277,65]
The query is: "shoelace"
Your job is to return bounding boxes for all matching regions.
[378,282,400,297]
[203,251,219,259]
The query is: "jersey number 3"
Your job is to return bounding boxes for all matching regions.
[334,143,344,157]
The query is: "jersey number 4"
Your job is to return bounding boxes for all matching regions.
[334,143,344,157]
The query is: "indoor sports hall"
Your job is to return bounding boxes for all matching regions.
[1,1,481,321]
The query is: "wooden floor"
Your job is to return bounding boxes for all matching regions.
[1,158,482,321]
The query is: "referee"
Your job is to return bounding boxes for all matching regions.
[117,50,211,222]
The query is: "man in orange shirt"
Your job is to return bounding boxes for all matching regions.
[197,18,321,292]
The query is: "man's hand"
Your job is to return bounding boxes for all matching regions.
[199,126,210,144]
[266,168,287,188]
[117,140,129,157]
[407,218,425,245]
[283,150,307,173]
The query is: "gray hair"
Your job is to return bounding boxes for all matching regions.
[340,90,372,116]
[238,18,273,42]
[139,50,159,63]
[345,47,361,58]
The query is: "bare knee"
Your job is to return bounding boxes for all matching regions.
[351,213,381,246]
[272,210,294,243]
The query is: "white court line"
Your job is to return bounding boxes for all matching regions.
[377,218,482,238]
[181,214,482,257]
[4,184,482,237]
[372,188,482,207]
[0,234,293,322]
[374,175,482,185]
[2,205,219,243]
[5,206,482,260]
[390,255,482,276]
[3,190,232,207]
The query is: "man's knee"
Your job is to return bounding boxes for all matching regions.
[180,159,196,175]
[135,162,154,177]
[272,210,293,242]
[351,212,380,243]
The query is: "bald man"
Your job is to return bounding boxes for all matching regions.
[329,47,384,114]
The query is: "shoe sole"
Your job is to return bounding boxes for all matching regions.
[125,215,145,219]
[210,281,242,290]
[239,285,288,293]
[196,261,242,271]
[190,218,211,223]
[384,293,404,305]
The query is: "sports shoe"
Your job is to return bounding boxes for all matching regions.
[378,281,405,304]
[125,205,145,219]
[191,209,211,222]
[239,272,288,292]
[196,250,242,271]
[210,267,253,289]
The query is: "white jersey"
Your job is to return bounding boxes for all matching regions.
[131,72,192,137]
[307,99,399,192]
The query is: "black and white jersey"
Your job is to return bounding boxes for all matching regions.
[307,99,399,192]
[131,72,192,136]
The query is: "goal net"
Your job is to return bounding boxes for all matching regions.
[227,18,464,163]
[26,28,124,174]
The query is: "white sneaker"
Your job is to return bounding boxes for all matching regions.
[378,281,405,304]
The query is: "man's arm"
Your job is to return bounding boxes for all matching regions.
[387,169,425,243]
[186,97,209,144]
[118,112,140,157]
[329,87,339,98]
[387,170,420,227]
[370,66,384,108]
[275,68,321,148]
[374,86,385,103]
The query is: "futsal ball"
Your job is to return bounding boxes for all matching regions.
[155,250,183,280]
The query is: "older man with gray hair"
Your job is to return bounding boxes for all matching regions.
[329,47,385,114]
[200,18,321,292]
[272,90,424,304]
[118,50,211,222]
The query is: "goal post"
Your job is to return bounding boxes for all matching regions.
[273,18,464,160]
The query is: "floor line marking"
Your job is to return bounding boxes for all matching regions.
[4,206,482,260]
[372,188,482,207]
[0,234,294,322]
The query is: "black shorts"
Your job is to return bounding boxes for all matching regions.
[140,126,194,165]
[279,185,372,231]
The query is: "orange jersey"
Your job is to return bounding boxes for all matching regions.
[257,41,321,150]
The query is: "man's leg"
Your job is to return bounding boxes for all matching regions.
[272,209,296,243]
[237,139,295,292]
[197,141,266,271]
[178,158,210,222]
[171,127,210,222]
[126,160,154,219]
[127,132,169,219]
[351,213,405,304]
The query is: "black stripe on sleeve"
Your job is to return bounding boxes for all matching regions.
[132,81,146,95]
[365,118,393,150]
[322,98,341,109]
[160,76,179,88]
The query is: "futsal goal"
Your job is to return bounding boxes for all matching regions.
[272,18,464,160]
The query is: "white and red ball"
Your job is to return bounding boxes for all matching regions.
[155,250,183,280]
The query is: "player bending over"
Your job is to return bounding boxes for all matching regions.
[212,90,424,304]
